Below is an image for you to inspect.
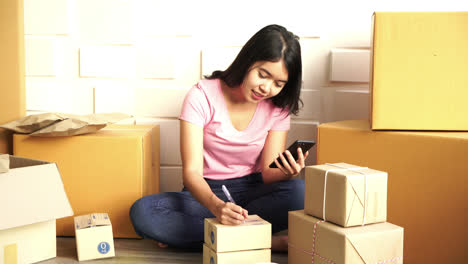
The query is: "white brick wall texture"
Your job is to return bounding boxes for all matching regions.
[333,88,370,121]
[80,46,137,78]
[23,0,429,193]
[26,77,94,114]
[320,85,369,123]
[135,118,181,166]
[330,48,370,82]
[94,80,136,115]
[201,47,241,77]
[134,0,198,36]
[135,88,188,117]
[25,38,57,76]
[296,89,321,120]
[24,0,69,35]
[77,0,135,44]
[160,166,184,193]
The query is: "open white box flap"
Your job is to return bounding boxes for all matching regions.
[0,156,73,230]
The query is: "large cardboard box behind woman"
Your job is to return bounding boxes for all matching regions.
[317,119,467,264]
[13,125,160,238]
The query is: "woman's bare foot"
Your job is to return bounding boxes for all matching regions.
[158,242,168,248]
[153,241,168,248]
[271,235,288,252]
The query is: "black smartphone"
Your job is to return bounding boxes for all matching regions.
[269,140,315,168]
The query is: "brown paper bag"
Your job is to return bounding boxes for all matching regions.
[0,112,131,137]
[0,154,9,173]
[0,113,65,133]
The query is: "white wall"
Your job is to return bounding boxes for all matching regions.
[23,0,468,192]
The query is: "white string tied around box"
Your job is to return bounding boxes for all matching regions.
[323,163,369,226]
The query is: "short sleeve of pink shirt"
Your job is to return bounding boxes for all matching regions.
[179,79,290,180]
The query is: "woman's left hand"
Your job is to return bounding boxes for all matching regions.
[274,147,309,179]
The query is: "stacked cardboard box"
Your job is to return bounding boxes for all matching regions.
[0,0,26,154]
[13,124,160,238]
[304,163,388,227]
[203,215,271,264]
[314,12,468,264]
[289,163,404,264]
[370,12,468,131]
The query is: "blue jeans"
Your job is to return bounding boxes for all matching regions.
[129,173,304,250]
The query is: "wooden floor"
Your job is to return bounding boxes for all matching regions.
[40,237,288,264]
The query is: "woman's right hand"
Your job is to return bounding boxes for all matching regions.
[214,201,248,225]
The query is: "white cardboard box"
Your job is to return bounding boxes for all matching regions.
[74,213,115,261]
[0,155,73,263]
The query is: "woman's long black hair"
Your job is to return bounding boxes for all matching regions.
[206,24,303,115]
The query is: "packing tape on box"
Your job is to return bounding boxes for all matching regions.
[323,163,369,226]
[4,243,18,264]
[287,221,404,264]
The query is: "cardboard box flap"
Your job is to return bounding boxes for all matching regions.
[74,213,111,229]
[9,155,50,169]
[0,154,9,173]
[346,222,404,264]
[0,156,74,230]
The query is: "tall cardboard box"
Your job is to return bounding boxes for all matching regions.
[13,125,160,238]
[317,119,468,264]
[0,0,26,154]
[370,12,468,130]
[0,156,73,263]
[289,210,403,264]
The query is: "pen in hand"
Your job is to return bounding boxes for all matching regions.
[222,185,236,204]
[221,185,247,222]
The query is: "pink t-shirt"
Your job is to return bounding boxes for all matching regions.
[179,79,290,180]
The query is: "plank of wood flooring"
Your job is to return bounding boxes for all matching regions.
[40,237,288,264]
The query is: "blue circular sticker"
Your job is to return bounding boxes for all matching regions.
[97,242,110,254]
[210,256,215,264]
[210,231,215,244]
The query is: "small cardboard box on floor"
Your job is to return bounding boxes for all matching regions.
[305,163,387,227]
[370,12,468,131]
[317,119,468,264]
[0,0,26,154]
[74,213,115,261]
[289,210,403,264]
[13,124,160,238]
[0,155,73,263]
[203,215,271,264]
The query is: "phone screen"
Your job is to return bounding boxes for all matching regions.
[269,140,315,168]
